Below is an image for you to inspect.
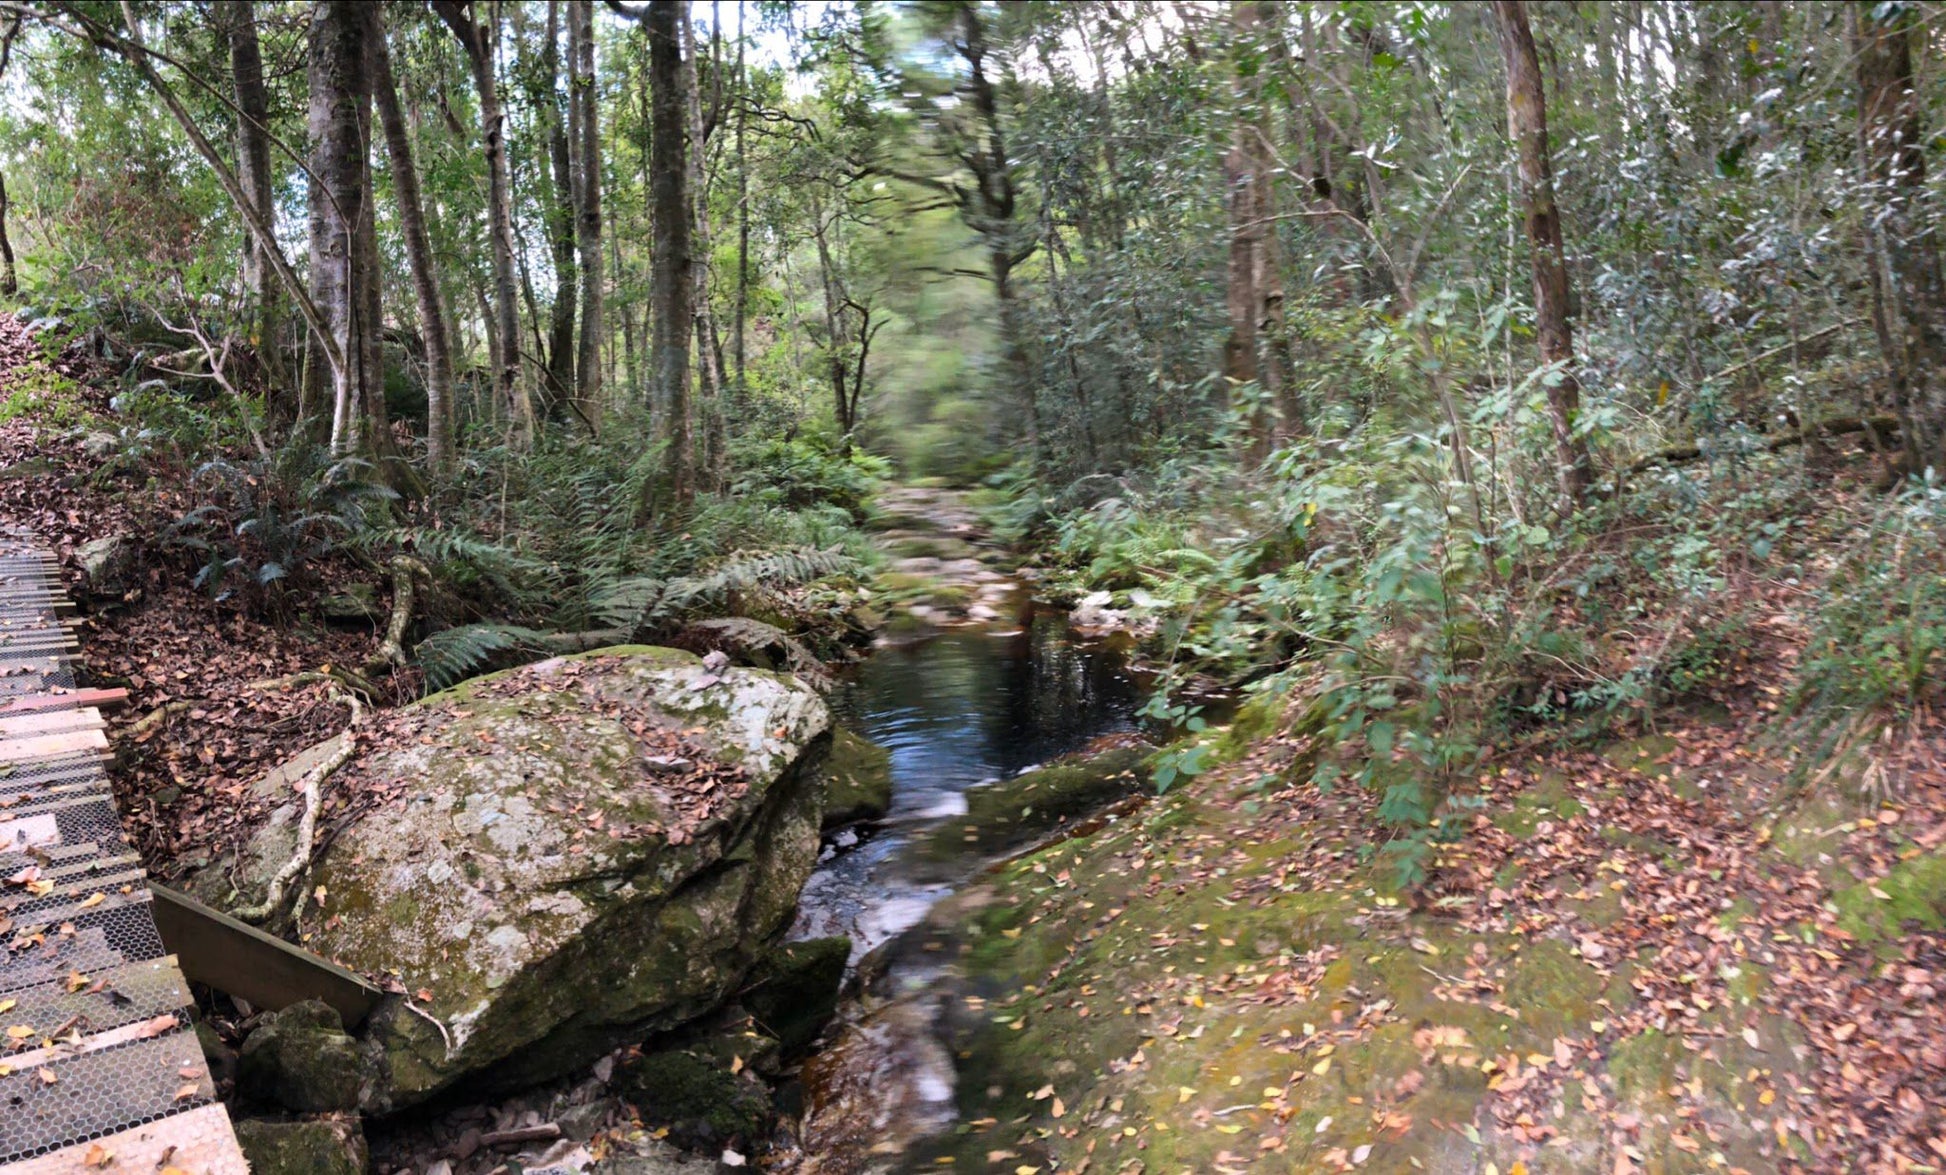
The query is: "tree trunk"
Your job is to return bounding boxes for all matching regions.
[306,0,381,457]
[1223,0,1265,459]
[372,17,457,472]
[222,0,287,410]
[732,4,748,417]
[538,0,576,418]
[952,2,1040,467]
[645,0,692,508]
[1852,1,1946,476]
[432,0,533,446]
[685,9,727,488]
[0,173,15,298]
[1493,0,1592,510]
[571,0,604,420]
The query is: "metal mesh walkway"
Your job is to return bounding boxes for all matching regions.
[0,529,247,1173]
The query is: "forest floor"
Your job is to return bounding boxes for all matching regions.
[0,314,383,880]
[901,596,1946,1173]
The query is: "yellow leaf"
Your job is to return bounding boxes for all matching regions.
[1311,1057,1332,1076]
[1051,1096,1065,1118]
[1759,1089,1776,1105]
[83,1142,113,1168]
[0,1000,14,1015]
[77,892,105,910]
[5,1025,35,1040]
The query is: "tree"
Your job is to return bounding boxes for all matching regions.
[1222,0,1295,461]
[304,0,384,457]
[372,12,457,472]
[570,0,603,417]
[1494,0,1592,510]
[432,0,534,444]
[610,0,693,508]
[217,1,285,405]
[1852,0,1946,477]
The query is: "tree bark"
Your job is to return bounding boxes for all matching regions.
[1852,1,1946,477]
[220,0,287,409]
[1223,0,1293,461]
[432,0,533,446]
[0,173,15,298]
[571,0,604,419]
[685,8,727,488]
[372,16,457,472]
[1493,0,1592,510]
[539,0,577,417]
[644,0,692,508]
[732,3,748,418]
[305,0,381,457]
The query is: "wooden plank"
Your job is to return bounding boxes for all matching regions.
[0,687,129,713]
[0,728,109,760]
[151,884,384,1028]
[0,707,103,738]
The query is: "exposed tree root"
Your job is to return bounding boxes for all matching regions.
[229,684,363,925]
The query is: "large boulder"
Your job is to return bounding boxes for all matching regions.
[75,533,138,601]
[821,727,892,830]
[239,1000,365,1113]
[223,647,831,1111]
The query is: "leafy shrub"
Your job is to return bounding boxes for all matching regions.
[1794,478,1946,745]
[165,442,395,613]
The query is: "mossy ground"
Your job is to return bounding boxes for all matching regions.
[870,695,1898,1174]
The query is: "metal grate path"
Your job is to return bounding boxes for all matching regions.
[0,529,248,1173]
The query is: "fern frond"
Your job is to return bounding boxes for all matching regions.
[413,623,553,691]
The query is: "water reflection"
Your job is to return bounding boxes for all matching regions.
[792,608,1141,957]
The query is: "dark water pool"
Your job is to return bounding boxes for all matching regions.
[790,608,1142,956]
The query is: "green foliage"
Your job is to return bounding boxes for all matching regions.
[728,436,890,519]
[1794,479,1946,745]
[164,442,396,614]
[591,546,862,633]
[412,623,556,692]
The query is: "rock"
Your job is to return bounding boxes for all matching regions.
[75,533,138,601]
[80,431,118,459]
[557,1097,616,1142]
[194,1019,239,1088]
[917,745,1152,868]
[251,648,830,1111]
[233,1117,367,1175]
[613,1047,774,1150]
[738,936,850,1055]
[239,1000,366,1114]
[820,727,892,830]
[320,582,383,625]
[669,617,831,690]
[591,1137,729,1173]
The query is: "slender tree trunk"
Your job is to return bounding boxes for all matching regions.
[1223,1,1266,459]
[645,0,692,508]
[1494,0,1592,510]
[1852,1,1946,476]
[684,9,727,488]
[0,173,15,299]
[373,18,457,472]
[306,0,381,457]
[538,0,576,417]
[571,0,604,420]
[433,0,533,445]
[732,4,748,415]
[810,196,852,434]
[222,0,287,409]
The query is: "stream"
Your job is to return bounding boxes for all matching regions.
[781,600,1146,1170]
[791,606,1143,959]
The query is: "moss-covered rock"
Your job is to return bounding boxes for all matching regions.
[1833,844,1946,945]
[226,648,830,1111]
[916,744,1150,865]
[238,1000,365,1114]
[739,936,850,1055]
[821,727,892,829]
[615,1046,775,1149]
[233,1117,367,1175]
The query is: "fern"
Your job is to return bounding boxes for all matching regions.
[589,546,860,634]
[413,623,554,691]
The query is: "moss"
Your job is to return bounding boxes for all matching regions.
[821,727,892,829]
[238,1000,364,1115]
[917,745,1151,865]
[616,1047,774,1147]
[233,1119,366,1175]
[740,936,850,1055]
[1833,845,1946,945]
[1495,768,1588,838]
[1609,1028,1679,1104]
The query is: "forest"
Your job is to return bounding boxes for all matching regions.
[0,0,1944,1172]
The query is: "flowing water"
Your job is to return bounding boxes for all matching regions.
[790,605,1143,960]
